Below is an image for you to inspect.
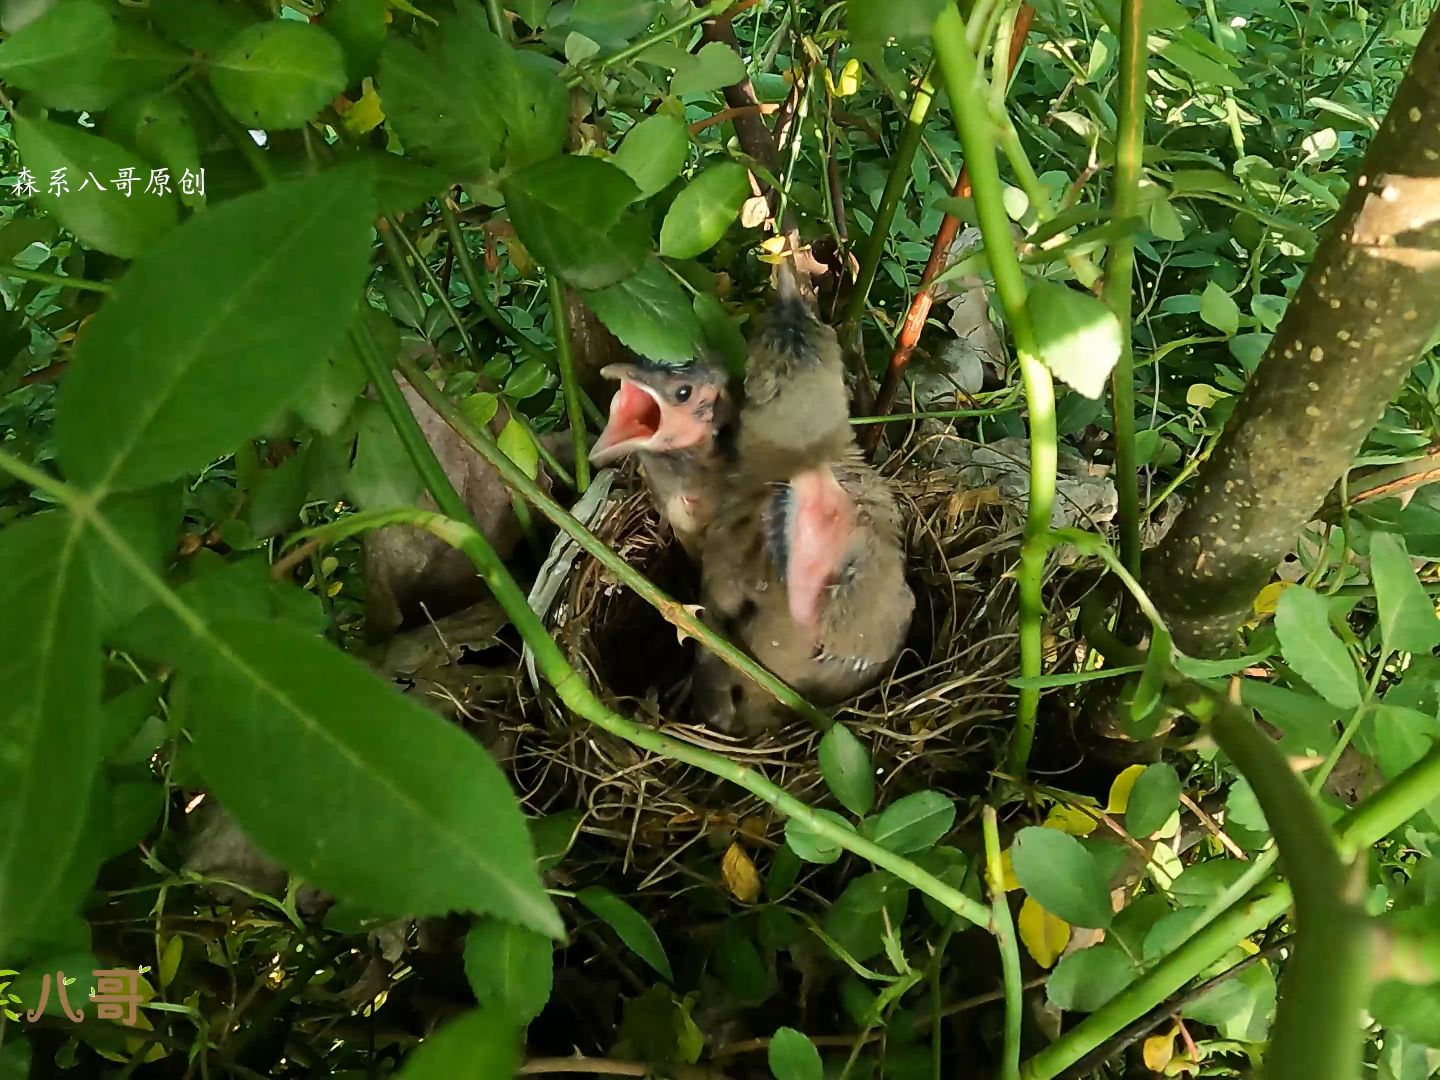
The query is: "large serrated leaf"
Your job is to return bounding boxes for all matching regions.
[1274,586,1361,708]
[0,512,103,960]
[580,259,701,362]
[210,22,346,130]
[169,617,561,936]
[14,115,179,259]
[503,156,647,289]
[56,169,375,493]
[1370,532,1440,656]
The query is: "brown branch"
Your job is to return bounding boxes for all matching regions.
[688,102,781,135]
[1178,791,1248,860]
[20,359,68,386]
[866,5,1035,447]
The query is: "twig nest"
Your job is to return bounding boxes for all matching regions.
[504,451,1024,874]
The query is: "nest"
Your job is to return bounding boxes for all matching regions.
[494,442,1038,883]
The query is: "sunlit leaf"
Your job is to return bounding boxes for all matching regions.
[1199,282,1240,336]
[613,114,690,200]
[1370,532,1440,656]
[1027,280,1124,400]
[659,161,751,260]
[670,41,745,96]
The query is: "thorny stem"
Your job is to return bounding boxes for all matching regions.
[1105,0,1146,578]
[547,272,590,492]
[932,4,1056,779]
[392,354,834,730]
[983,807,1023,1080]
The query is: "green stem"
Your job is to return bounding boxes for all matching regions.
[380,216,575,491]
[439,201,604,430]
[932,4,1057,779]
[1105,0,1146,577]
[393,355,832,729]
[984,807,1023,1080]
[486,0,511,41]
[1184,691,1371,1080]
[564,0,732,87]
[1,264,113,293]
[1202,0,1245,155]
[841,64,937,349]
[548,272,590,493]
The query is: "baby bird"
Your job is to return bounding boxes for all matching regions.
[735,261,853,477]
[697,448,916,735]
[589,360,731,560]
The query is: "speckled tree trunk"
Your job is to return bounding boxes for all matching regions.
[1145,11,1440,655]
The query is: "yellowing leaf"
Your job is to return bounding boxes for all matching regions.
[721,843,761,903]
[341,78,385,135]
[1236,937,1261,956]
[1252,580,1291,618]
[1143,1028,1176,1072]
[1107,764,1146,813]
[1185,382,1230,409]
[1018,896,1070,969]
[1044,802,1099,836]
[827,56,861,96]
[997,848,1019,892]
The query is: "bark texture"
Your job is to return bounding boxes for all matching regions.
[1146,12,1440,654]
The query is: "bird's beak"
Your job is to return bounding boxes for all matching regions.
[590,373,665,465]
[784,466,856,635]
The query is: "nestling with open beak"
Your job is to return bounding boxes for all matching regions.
[589,360,732,560]
[697,448,915,734]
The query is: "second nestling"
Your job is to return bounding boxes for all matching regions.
[590,265,916,736]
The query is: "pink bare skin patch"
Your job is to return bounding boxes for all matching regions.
[785,465,856,636]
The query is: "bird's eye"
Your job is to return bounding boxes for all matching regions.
[674,384,693,403]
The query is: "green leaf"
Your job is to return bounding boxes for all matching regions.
[1371,983,1440,1047]
[1370,532,1440,656]
[1046,943,1137,1012]
[1274,586,1362,708]
[210,21,347,130]
[818,724,875,817]
[1152,33,1242,89]
[1224,778,1267,834]
[821,872,909,963]
[56,168,374,492]
[379,10,567,178]
[1010,827,1113,929]
[613,114,690,199]
[1199,282,1240,335]
[0,513,102,960]
[577,886,672,980]
[785,809,850,864]
[503,156,647,289]
[1026,280,1124,400]
[551,0,657,48]
[659,161,750,260]
[1126,763,1180,838]
[14,116,179,260]
[1183,959,1276,1040]
[515,0,553,28]
[580,259,702,363]
[1358,705,1440,831]
[847,0,946,50]
[671,41,746,96]
[693,291,747,376]
[169,617,561,935]
[395,1008,521,1079]
[504,358,552,400]
[864,791,955,854]
[463,918,554,1024]
[246,452,310,539]
[325,0,388,82]
[102,93,203,205]
[913,846,981,923]
[153,0,255,52]
[292,306,390,435]
[345,399,426,509]
[768,1027,823,1080]
[497,418,540,481]
[0,0,186,111]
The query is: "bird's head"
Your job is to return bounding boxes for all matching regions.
[589,361,728,466]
